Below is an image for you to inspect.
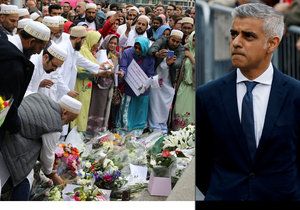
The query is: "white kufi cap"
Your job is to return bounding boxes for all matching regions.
[0,4,18,14]
[137,15,150,25]
[18,8,29,17]
[85,3,97,10]
[24,21,51,41]
[106,11,116,18]
[181,17,194,25]
[59,95,82,114]
[42,16,60,28]
[47,41,68,62]
[18,18,33,29]
[70,26,87,38]
[30,12,40,20]
[128,6,139,14]
[170,29,184,39]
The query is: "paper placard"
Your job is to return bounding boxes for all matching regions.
[125,59,149,96]
[129,164,148,182]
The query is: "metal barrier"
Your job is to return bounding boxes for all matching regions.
[196,0,300,86]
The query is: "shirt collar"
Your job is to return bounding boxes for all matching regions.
[236,63,273,85]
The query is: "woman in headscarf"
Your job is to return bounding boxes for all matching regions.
[117,36,155,135]
[154,25,171,41]
[172,31,195,130]
[87,34,119,134]
[71,30,102,132]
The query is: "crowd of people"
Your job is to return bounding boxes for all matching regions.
[0,0,195,200]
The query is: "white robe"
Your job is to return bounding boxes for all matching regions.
[52,32,70,45]
[148,59,175,133]
[8,34,23,52]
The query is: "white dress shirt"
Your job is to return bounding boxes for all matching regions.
[236,63,273,147]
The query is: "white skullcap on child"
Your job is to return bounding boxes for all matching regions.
[58,95,82,114]
[170,29,184,39]
[47,41,68,62]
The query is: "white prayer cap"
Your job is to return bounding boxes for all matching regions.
[18,18,33,29]
[181,17,194,25]
[18,8,29,17]
[30,12,40,21]
[24,21,51,41]
[137,15,150,25]
[0,4,19,14]
[128,6,139,14]
[55,15,66,25]
[170,29,184,39]
[85,3,97,10]
[106,11,116,19]
[70,26,87,38]
[58,95,82,114]
[42,16,60,28]
[47,41,68,62]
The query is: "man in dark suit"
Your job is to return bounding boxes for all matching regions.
[196,3,300,201]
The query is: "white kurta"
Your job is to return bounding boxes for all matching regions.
[119,27,149,48]
[148,59,175,133]
[52,32,70,45]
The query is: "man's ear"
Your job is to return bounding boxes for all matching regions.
[267,36,280,54]
[42,53,49,63]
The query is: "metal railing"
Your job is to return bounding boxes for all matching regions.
[196,0,300,86]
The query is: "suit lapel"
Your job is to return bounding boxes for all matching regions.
[257,69,288,152]
[220,71,251,161]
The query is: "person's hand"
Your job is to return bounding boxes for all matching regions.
[185,50,193,59]
[48,173,65,186]
[166,55,176,66]
[116,70,125,78]
[158,78,163,87]
[39,79,54,88]
[155,49,168,59]
[296,38,300,51]
[274,2,290,13]
[99,61,114,70]
[67,90,79,98]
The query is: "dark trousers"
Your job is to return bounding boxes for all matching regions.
[1,177,30,201]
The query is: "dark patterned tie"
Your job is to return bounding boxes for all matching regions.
[241,81,258,160]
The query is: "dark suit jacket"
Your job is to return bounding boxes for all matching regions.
[196,68,300,201]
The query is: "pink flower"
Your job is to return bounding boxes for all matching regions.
[73,195,80,201]
[162,150,171,158]
[103,174,113,182]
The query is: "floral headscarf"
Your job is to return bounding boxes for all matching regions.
[100,34,119,53]
[134,36,150,57]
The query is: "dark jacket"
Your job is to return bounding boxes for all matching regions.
[148,37,185,86]
[0,38,34,137]
[73,16,105,31]
[197,68,300,201]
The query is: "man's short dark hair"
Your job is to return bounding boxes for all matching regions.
[168,4,176,10]
[153,16,163,24]
[48,4,62,14]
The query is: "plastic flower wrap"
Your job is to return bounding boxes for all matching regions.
[0,96,13,127]
[55,144,81,178]
[147,149,177,177]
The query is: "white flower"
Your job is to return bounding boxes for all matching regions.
[150,159,156,166]
[85,161,91,168]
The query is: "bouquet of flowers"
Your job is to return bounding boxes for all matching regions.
[0,96,13,127]
[82,158,126,191]
[55,144,81,178]
[67,185,107,201]
[148,149,177,177]
[163,124,195,151]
